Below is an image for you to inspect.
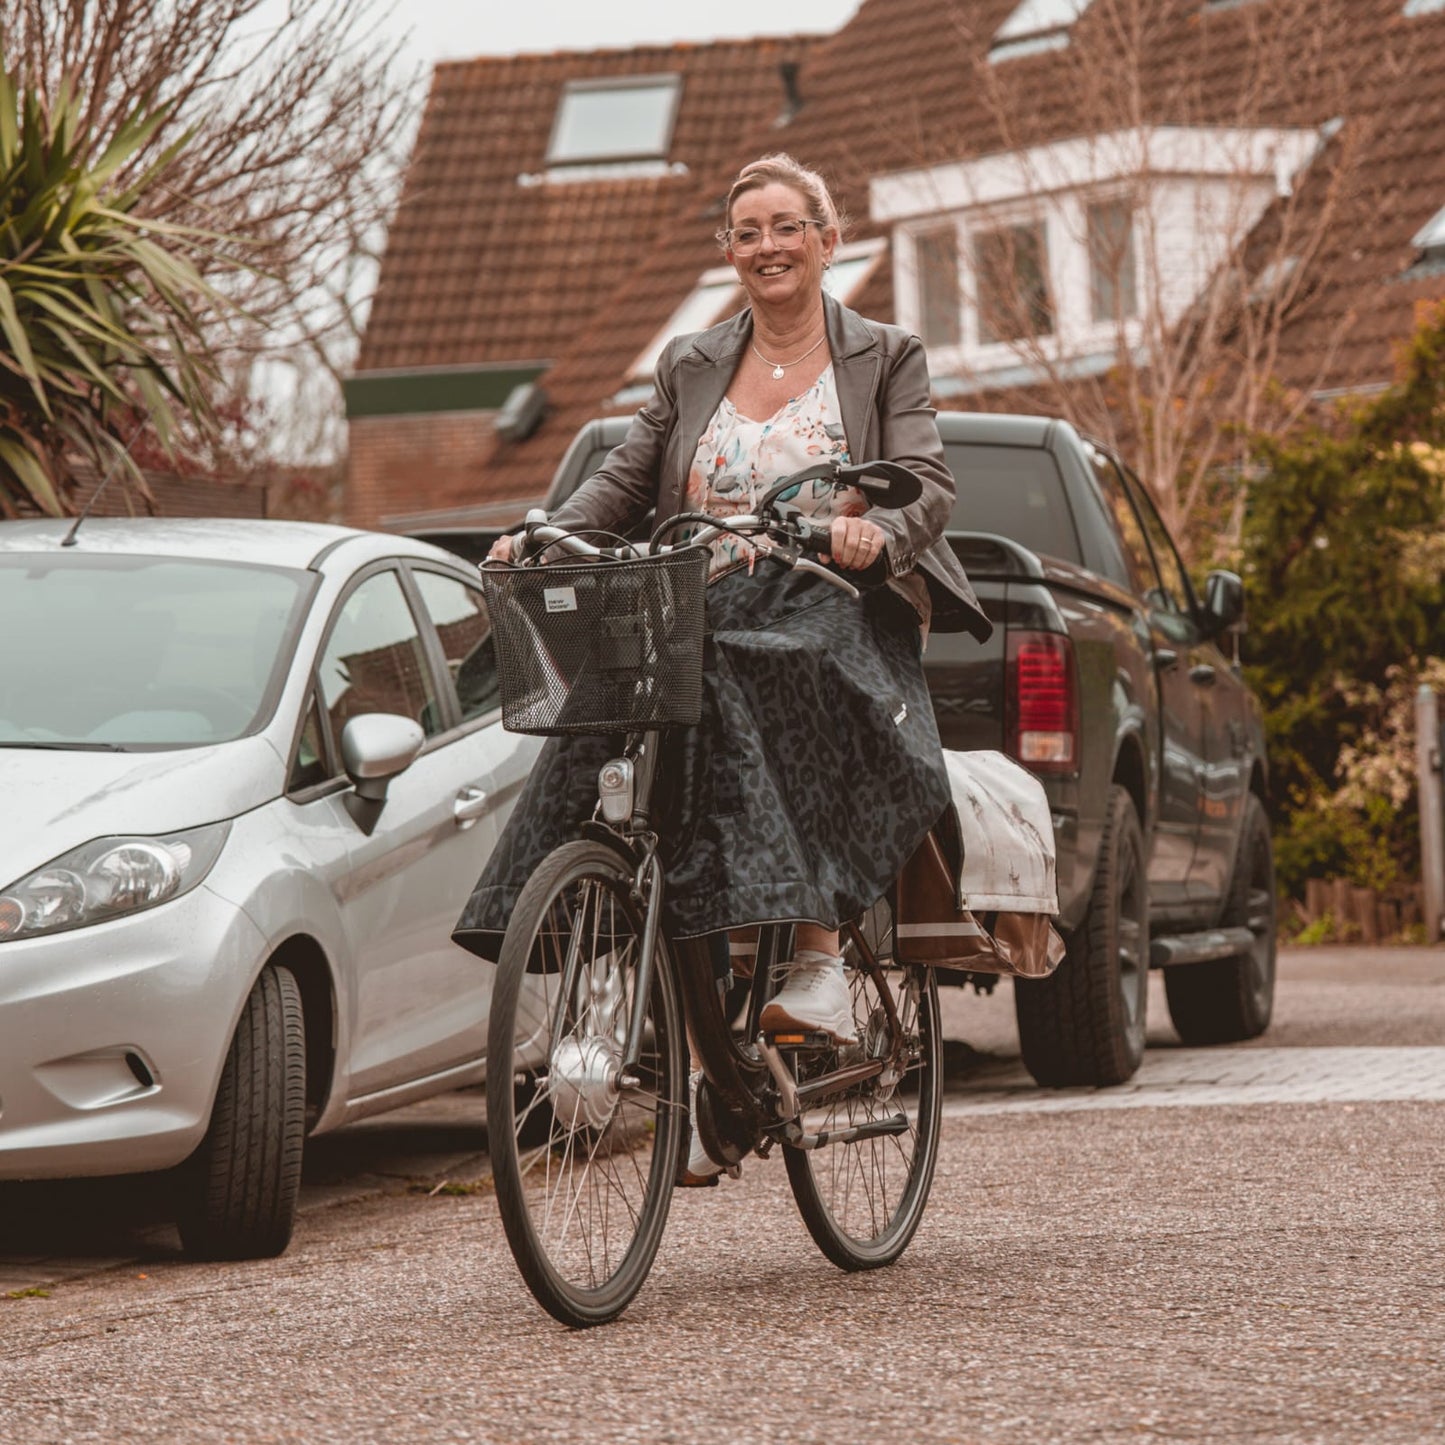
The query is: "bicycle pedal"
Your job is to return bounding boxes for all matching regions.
[764,1029,834,1050]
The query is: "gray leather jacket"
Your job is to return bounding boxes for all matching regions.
[548,292,992,641]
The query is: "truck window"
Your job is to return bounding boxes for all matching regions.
[1120,467,1197,615]
[546,445,611,509]
[942,442,1082,564]
[1087,448,1157,595]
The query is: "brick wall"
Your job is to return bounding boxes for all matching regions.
[347,409,546,530]
[66,468,268,519]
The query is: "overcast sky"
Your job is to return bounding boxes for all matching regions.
[376,0,861,64]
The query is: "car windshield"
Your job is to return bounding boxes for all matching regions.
[0,553,311,750]
[944,441,1082,565]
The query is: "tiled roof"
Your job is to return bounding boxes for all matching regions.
[358,35,821,373]
[385,0,1445,513]
[1264,7,1445,394]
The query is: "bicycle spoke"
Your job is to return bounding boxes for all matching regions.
[787,956,940,1264]
[489,844,683,1320]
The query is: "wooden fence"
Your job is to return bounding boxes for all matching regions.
[1292,878,1427,944]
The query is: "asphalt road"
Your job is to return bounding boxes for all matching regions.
[2,946,1442,1444]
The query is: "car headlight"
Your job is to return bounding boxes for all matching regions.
[0,823,232,943]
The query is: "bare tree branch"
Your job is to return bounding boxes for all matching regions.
[1,0,420,471]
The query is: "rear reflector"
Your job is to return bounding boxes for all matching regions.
[1008,631,1078,773]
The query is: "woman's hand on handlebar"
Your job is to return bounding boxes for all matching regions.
[823,515,887,571]
[488,532,524,563]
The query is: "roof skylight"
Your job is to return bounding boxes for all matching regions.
[990,0,1094,62]
[547,76,681,166]
[1403,1,1445,17]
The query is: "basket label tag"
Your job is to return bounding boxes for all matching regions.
[543,586,578,613]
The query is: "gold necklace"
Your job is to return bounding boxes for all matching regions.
[751,331,827,380]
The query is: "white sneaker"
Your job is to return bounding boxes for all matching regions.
[679,1070,727,1186]
[759,950,857,1043]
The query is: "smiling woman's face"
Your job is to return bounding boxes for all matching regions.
[725,181,836,318]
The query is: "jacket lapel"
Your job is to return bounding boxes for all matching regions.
[825,292,882,461]
[671,312,748,498]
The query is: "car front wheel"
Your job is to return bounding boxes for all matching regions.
[174,962,306,1260]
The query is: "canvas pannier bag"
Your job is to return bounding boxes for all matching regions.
[895,750,1066,979]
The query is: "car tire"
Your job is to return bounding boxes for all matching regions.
[175,963,306,1260]
[1165,793,1277,1045]
[1015,784,1150,1087]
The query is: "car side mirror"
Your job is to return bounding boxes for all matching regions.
[1201,569,1245,638]
[340,713,425,833]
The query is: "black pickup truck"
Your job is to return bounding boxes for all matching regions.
[420,410,1276,1088]
[926,412,1275,1086]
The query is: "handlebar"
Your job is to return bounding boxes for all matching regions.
[495,457,923,598]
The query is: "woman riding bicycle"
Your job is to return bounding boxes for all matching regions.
[454,151,991,1182]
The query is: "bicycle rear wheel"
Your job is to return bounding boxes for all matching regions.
[486,839,686,1327]
[784,902,943,1270]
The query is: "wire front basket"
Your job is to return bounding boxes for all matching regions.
[480,547,709,736]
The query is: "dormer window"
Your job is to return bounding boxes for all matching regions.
[547,76,681,166]
[875,123,1323,390]
[990,0,1094,63]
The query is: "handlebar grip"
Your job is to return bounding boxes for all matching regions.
[796,519,890,588]
[798,519,834,556]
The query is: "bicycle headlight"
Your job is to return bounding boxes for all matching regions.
[0,822,232,943]
[597,759,634,825]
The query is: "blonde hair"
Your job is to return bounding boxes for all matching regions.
[724,153,846,240]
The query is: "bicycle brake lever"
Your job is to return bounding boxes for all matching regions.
[793,556,860,597]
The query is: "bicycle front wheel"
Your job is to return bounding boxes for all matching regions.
[486,839,686,1327]
[784,905,943,1270]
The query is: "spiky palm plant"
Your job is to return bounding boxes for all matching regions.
[0,59,226,515]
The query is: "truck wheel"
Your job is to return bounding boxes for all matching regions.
[175,963,306,1260]
[1165,793,1276,1045]
[1015,784,1149,1086]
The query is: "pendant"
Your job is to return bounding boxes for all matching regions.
[771,364,784,380]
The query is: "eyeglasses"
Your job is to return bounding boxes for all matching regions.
[716,217,826,255]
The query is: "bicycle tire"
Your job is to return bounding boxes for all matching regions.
[486,839,686,1327]
[784,901,943,1270]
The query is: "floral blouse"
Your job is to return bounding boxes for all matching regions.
[682,364,866,578]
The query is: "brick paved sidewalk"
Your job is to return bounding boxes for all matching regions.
[943,1045,1445,1117]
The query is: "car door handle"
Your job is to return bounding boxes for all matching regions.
[1190,663,1217,686]
[1153,647,1179,671]
[453,786,490,828]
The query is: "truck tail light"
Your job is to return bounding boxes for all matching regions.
[1008,631,1078,773]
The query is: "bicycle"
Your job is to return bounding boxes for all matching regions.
[480,458,944,1328]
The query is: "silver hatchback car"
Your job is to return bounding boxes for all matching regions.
[0,519,540,1258]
